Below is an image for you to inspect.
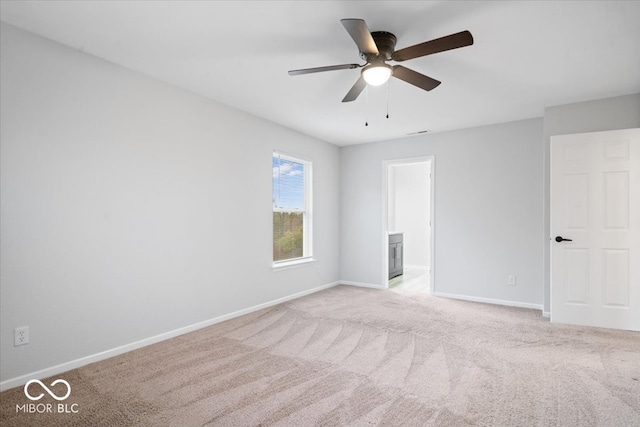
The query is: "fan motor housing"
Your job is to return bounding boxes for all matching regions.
[361,31,397,61]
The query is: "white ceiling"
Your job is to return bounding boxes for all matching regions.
[2,1,639,146]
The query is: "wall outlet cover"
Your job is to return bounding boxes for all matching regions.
[14,326,29,346]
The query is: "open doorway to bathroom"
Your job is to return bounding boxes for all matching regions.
[384,157,434,292]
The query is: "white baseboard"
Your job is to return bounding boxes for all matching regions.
[341,280,385,289]
[404,265,430,271]
[432,291,544,312]
[0,281,340,392]
[542,311,551,318]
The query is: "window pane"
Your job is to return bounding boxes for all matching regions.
[273,156,304,210]
[273,212,304,261]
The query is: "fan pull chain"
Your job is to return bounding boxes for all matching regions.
[386,80,390,119]
[365,85,369,126]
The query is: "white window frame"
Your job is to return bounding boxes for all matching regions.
[272,151,314,270]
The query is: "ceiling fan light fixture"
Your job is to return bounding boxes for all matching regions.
[362,64,392,86]
[289,19,474,102]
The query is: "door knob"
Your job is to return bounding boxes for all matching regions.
[555,236,573,242]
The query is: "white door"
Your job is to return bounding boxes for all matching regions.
[551,128,640,331]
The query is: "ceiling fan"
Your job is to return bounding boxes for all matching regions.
[288,19,473,102]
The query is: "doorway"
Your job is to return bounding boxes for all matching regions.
[383,157,434,292]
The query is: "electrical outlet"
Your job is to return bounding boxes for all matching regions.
[508,275,517,286]
[14,326,29,346]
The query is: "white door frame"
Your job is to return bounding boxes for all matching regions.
[382,156,435,292]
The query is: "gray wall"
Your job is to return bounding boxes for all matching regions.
[542,93,640,313]
[0,23,340,384]
[341,118,544,306]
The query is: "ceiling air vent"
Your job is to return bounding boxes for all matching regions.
[406,130,430,136]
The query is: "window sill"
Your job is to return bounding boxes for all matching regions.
[272,257,316,271]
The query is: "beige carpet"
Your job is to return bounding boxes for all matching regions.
[2,285,639,426]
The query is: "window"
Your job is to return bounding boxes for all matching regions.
[272,152,312,265]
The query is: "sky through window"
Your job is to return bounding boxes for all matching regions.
[273,155,304,210]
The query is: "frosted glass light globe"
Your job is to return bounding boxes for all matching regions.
[362,64,392,86]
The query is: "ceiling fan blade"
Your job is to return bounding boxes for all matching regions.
[342,76,367,102]
[392,65,441,91]
[341,19,379,55]
[392,30,473,61]
[288,63,360,76]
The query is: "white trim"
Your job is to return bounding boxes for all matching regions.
[404,265,430,271]
[542,311,551,318]
[273,208,304,213]
[433,291,544,311]
[0,281,340,392]
[272,257,316,271]
[341,280,385,289]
